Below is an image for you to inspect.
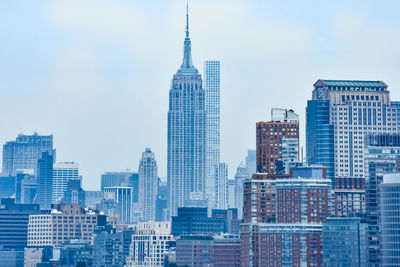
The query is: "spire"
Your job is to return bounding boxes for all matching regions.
[181,1,194,70]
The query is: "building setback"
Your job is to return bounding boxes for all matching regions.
[168,5,206,216]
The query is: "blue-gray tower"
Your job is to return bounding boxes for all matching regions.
[168,4,206,217]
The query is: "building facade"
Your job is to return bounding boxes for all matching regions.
[52,162,80,204]
[168,6,206,216]
[138,148,158,222]
[256,108,299,175]
[379,173,400,266]
[103,187,133,224]
[215,162,228,210]
[126,222,174,267]
[204,60,221,210]
[2,133,55,176]
[36,152,54,209]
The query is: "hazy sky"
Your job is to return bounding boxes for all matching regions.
[1,0,400,190]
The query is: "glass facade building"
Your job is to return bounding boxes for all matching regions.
[392,101,400,132]
[322,217,367,266]
[379,173,400,266]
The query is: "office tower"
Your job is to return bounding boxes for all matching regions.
[176,235,213,267]
[204,60,221,210]
[379,173,400,266]
[2,133,55,176]
[36,152,53,209]
[307,80,398,186]
[334,177,365,216]
[211,234,241,267]
[211,208,241,234]
[62,179,85,207]
[227,179,236,209]
[364,133,400,265]
[103,187,133,224]
[93,227,133,267]
[215,162,228,209]
[125,222,174,267]
[256,108,299,175]
[0,175,15,198]
[246,149,257,176]
[101,171,136,189]
[24,247,52,267]
[168,5,206,216]
[138,148,158,221]
[392,101,400,132]
[57,243,93,266]
[322,217,367,266]
[171,207,225,236]
[27,204,106,246]
[52,162,80,204]
[234,163,249,220]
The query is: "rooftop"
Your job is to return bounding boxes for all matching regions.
[314,80,387,88]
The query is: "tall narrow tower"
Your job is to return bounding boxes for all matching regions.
[139,148,158,221]
[204,60,220,209]
[168,4,206,216]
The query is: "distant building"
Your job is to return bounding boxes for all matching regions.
[2,133,55,176]
[176,235,213,267]
[0,175,16,199]
[256,108,299,175]
[215,163,228,209]
[171,207,224,236]
[307,80,398,186]
[101,172,138,202]
[392,101,400,132]
[234,163,249,220]
[24,247,52,267]
[155,195,167,222]
[36,152,53,209]
[93,226,133,267]
[126,221,174,267]
[168,6,206,216]
[57,242,93,267]
[138,148,158,222]
[364,133,400,265]
[322,217,367,266]
[21,175,37,204]
[211,234,240,267]
[245,149,257,177]
[227,179,236,209]
[62,179,85,207]
[27,204,106,246]
[103,187,133,224]
[52,162,80,204]
[379,173,400,266]
[334,177,365,216]
[85,190,102,209]
[211,208,240,235]
[205,60,221,211]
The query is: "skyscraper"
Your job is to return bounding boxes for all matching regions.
[36,152,53,209]
[392,101,400,132]
[2,133,55,176]
[138,148,158,221]
[379,173,400,266]
[168,5,206,216]
[205,60,221,210]
[306,80,398,186]
[103,187,133,224]
[256,108,299,175]
[52,162,80,204]
[215,163,228,209]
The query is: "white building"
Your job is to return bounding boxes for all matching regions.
[138,148,158,222]
[52,162,80,204]
[126,221,175,266]
[204,60,221,210]
[27,204,100,247]
[215,163,228,209]
[227,179,236,209]
[103,187,133,224]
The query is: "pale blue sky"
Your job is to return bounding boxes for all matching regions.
[1,0,400,190]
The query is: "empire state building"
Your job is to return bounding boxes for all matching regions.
[167,5,206,216]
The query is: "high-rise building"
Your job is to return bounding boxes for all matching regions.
[256,108,299,175]
[245,149,257,177]
[168,5,206,216]
[0,175,16,199]
[392,101,400,132]
[176,235,213,267]
[234,163,249,220]
[211,234,241,267]
[307,80,398,186]
[215,162,228,209]
[379,173,400,266]
[205,60,221,210]
[52,162,80,204]
[322,217,367,266]
[364,133,400,265]
[62,179,85,207]
[333,177,365,217]
[36,152,53,209]
[2,133,55,176]
[227,179,236,209]
[103,187,133,224]
[85,190,102,209]
[27,204,106,246]
[138,148,158,222]
[125,222,174,267]
[21,175,37,204]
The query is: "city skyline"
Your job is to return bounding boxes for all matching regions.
[1,1,400,190]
